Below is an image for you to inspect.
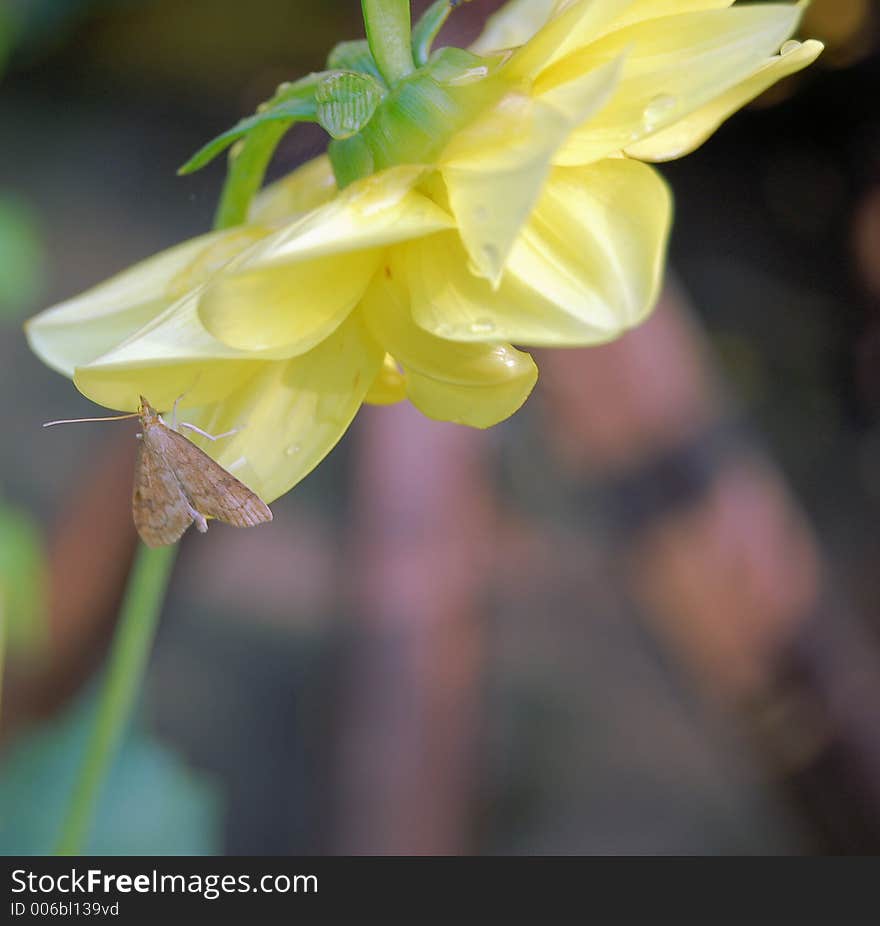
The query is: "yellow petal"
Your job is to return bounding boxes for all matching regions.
[470,0,559,55]
[511,159,671,331]
[241,166,447,268]
[625,38,823,161]
[551,3,806,164]
[74,359,264,416]
[181,312,383,503]
[365,353,407,406]
[534,51,625,128]
[441,93,568,287]
[200,167,453,354]
[612,0,734,28]
[249,154,338,225]
[440,54,622,286]
[406,158,671,346]
[24,230,238,377]
[507,0,634,79]
[361,270,538,428]
[199,249,382,356]
[163,226,272,302]
[73,289,265,411]
[508,1,739,79]
[406,230,608,344]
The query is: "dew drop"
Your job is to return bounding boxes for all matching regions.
[642,93,677,132]
[780,40,802,56]
[469,317,497,335]
[481,243,501,270]
[285,443,302,456]
[445,65,490,87]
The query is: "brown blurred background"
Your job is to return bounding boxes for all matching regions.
[2,0,880,855]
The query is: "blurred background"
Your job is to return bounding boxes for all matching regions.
[2,0,880,855]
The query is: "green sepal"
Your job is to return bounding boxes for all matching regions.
[178,74,324,175]
[328,134,376,189]
[329,46,506,187]
[412,1,460,67]
[425,45,494,86]
[326,39,385,83]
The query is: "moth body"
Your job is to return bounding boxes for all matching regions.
[132,395,272,547]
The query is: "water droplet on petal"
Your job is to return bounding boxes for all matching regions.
[315,71,382,140]
[445,65,490,86]
[285,443,302,456]
[469,317,497,335]
[481,243,501,270]
[642,93,677,132]
[780,40,802,56]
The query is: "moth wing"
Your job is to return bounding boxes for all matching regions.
[159,426,273,528]
[132,432,194,547]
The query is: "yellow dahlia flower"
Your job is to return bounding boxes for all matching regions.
[26,0,822,504]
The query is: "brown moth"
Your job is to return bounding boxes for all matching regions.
[44,395,272,547]
[132,396,272,547]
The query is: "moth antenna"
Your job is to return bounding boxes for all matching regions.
[43,413,140,428]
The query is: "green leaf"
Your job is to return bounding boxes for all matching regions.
[0,690,221,855]
[178,95,318,175]
[326,39,384,83]
[425,45,494,86]
[0,196,45,320]
[412,1,454,67]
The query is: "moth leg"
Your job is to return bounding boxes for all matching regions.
[169,379,202,429]
[169,395,182,430]
[188,504,209,533]
[179,421,240,442]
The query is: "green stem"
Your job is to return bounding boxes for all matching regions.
[54,545,176,855]
[214,121,290,229]
[361,0,415,85]
[55,103,271,852]
[412,1,456,66]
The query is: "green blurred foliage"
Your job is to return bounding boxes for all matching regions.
[0,196,46,321]
[0,0,223,858]
[0,1,46,321]
[0,690,221,855]
[3,0,125,60]
[0,501,47,657]
[0,0,48,698]
[0,7,12,72]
